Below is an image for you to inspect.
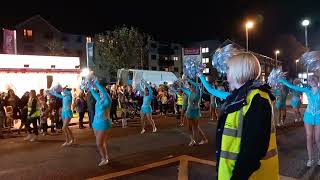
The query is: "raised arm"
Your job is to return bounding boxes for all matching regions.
[279,79,308,93]
[199,75,230,99]
[50,91,63,99]
[180,88,191,96]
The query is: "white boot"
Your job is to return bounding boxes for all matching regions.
[23,134,32,141]
[29,134,38,142]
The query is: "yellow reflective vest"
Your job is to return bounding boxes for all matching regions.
[177,94,183,106]
[27,98,40,118]
[218,89,279,180]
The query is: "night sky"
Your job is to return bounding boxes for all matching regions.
[0,0,320,57]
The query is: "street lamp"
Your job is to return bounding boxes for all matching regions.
[275,50,280,68]
[245,21,254,51]
[302,19,310,81]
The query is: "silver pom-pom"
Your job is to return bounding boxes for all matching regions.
[183,56,206,79]
[140,79,147,90]
[300,51,320,71]
[212,44,243,74]
[80,76,97,91]
[51,83,63,93]
[267,68,287,88]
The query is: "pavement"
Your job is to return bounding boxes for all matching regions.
[0,107,319,180]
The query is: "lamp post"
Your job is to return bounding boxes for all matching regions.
[275,50,280,68]
[245,21,254,51]
[302,19,310,80]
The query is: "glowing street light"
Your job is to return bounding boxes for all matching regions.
[245,21,254,51]
[81,68,90,77]
[301,19,310,80]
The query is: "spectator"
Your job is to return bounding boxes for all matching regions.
[40,100,49,136]
[76,90,87,129]
[5,89,21,127]
[0,95,5,138]
[86,90,96,128]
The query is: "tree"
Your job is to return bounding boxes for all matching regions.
[95,26,150,77]
[275,34,306,78]
[47,38,64,56]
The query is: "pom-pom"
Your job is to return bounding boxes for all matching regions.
[300,51,320,71]
[212,44,243,74]
[51,83,63,93]
[183,56,206,79]
[79,76,97,91]
[267,68,287,88]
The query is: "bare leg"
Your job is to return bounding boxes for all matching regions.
[147,114,156,132]
[314,125,320,160]
[305,124,315,161]
[94,130,106,162]
[196,120,208,143]
[103,131,110,160]
[62,119,70,146]
[140,113,146,133]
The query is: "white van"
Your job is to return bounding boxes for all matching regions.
[117,69,178,89]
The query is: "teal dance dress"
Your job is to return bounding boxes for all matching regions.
[280,79,320,125]
[90,80,112,131]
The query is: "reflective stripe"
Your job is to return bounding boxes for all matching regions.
[221,148,277,161]
[237,108,244,137]
[220,150,238,160]
[262,148,278,160]
[223,128,240,137]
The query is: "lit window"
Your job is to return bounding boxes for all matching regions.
[201,47,209,53]
[203,68,209,74]
[164,57,168,60]
[202,58,209,63]
[173,56,179,61]
[23,29,33,39]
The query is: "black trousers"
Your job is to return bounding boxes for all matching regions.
[26,117,39,135]
[79,112,85,127]
[41,122,48,133]
[176,105,182,119]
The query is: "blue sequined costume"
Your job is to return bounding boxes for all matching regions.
[290,90,302,108]
[90,81,112,131]
[180,80,202,120]
[273,88,287,110]
[51,90,73,120]
[140,84,153,115]
[280,79,320,125]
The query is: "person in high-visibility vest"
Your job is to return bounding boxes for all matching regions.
[199,52,279,180]
[24,90,40,142]
[176,89,184,123]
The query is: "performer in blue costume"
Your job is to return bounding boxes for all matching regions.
[140,81,157,134]
[88,75,112,167]
[280,76,320,167]
[273,85,288,126]
[290,79,302,122]
[180,80,208,146]
[50,87,74,147]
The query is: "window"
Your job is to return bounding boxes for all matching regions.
[51,65,56,69]
[23,29,33,40]
[173,56,179,61]
[174,67,179,72]
[151,67,157,70]
[151,43,157,48]
[61,36,69,42]
[24,64,29,68]
[201,47,209,53]
[203,68,210,74]
[202,58,209,63]
[151,55,157,60]
[44,32,53,40]
[77,36,83,43]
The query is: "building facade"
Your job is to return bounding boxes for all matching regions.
[147,40,183,78]
[14,15,87,68]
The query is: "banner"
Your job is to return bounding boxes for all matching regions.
[3,29,16,54]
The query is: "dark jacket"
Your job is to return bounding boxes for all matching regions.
[216,80,275,180]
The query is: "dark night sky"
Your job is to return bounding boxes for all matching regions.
[0,0,320,57]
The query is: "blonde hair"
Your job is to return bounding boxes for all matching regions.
[226,53,261,84]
